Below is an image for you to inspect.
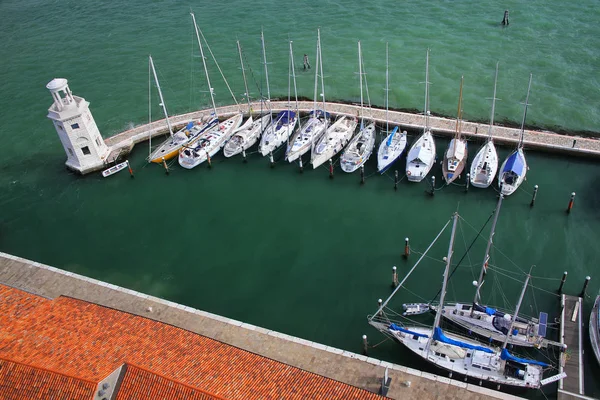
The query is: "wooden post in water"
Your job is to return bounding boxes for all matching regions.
[567,192,575,213]
[127,160,134,178]
[299,157,303,173]
[558,271,568,294]
[206,151,212,169]
[430,176,436,196]
[378,299,383,309]
[404,238,410,258]
[329,159,334,179]
[360,165,365,185]
[392,266,398,287]
[242,149,247,163]
[465,173,470,192]
[580,276,591,297]
[530,185,538,207]
[362,335,368,355]
[502,10,509,25]
[394,170,398,191]
[269,152,274,168]
[161,157,169,175]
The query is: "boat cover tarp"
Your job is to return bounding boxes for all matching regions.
[503,151,524,175]
[433,327,494,354]
[276,110,297,125]
[500,348,549,367]
[389,323,429,338]
[448,139,466,159]
[407,142,432,163]
[310,109,330,119]
[386,126,399,146]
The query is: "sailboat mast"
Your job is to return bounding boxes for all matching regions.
[149,55,174,137]
[313,29,320,113]
[318,30,326,116]
[518,74,533,148]
[432,213,460,330]
[473,194,504,307]
[288,41,292,110]
[424,49,430,133]
[455,76,464,139]
[358,41,364,126]
[191,13,217,116]
[290,41,299,116]
[148,57,152,155]
[261,29,272,106]
[501,266,534,350]
[237,40,252,113]
[487,62,499,139]
[385,42,389,135]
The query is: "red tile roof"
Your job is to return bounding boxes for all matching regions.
[116,364,226,400]
[0,285,383,400]
[0,357,96,399]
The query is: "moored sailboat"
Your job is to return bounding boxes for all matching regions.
[442,76,467,184]
[498,74,532,196]
[340,40,376,173]
[470,62,500,188]
[178,13,243,169]
[406,49,436,182]
[368,213,565,389]
[286,28,329,163]
[146,55,218,164]
[258,33,298,157]
[377,42,407,174]
[311,116,358,169]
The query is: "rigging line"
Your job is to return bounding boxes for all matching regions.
[428,210,495,304]
[371,217,452,319]
[197,27,239,107]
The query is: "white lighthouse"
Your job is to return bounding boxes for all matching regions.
[46,78,110,174]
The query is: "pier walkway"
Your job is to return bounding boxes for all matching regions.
[558,294,595,400]
[0,251,522,400]
[103,101,600,164]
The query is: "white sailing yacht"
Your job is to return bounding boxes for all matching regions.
[258,31,298,157]
[406,49,436,182]
[223,40,271,158]
[369,213,565,389]
[146,55,218,164]
[377,42,407,174]
[340,40,376,173]
[432,195,560,349]
[178,13,243,169]
[442,76,468,184]
[470,62,500,188]
[286,28,329,163]
[498,74,532,196]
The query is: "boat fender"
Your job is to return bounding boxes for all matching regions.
[220,125,225,131]
[407,171,411,176]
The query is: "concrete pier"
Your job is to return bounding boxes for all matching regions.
[99,101,600,171]
[0,251,522,400]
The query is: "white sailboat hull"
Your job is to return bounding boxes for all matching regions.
[470,140,498,188]
[258,111,298,156]
[340,122,376,173]
[438,303,545,348]
[286,114,328,162]
[311,116,358,169]
[405,131,436,182]
[178,113,243,169]
[148,116,218,163]
[377,128,407,174]
[388,326,544,388]
[498,148,527,196]
[223,114,271,158]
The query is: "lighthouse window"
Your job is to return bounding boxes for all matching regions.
[81,146,91,155]
[95,137,101,147]
[71,123,80,129]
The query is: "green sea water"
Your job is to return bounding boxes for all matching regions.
[1,0,599,397]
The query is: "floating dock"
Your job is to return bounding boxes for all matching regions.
[101,101,600,168]
[558,294,596,400]
[0,251,524,400]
